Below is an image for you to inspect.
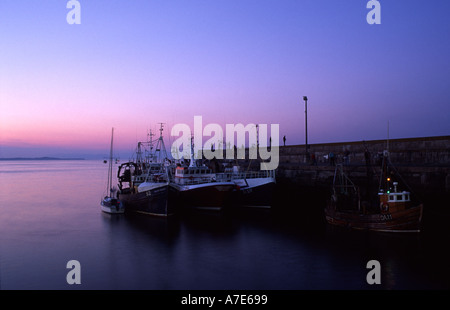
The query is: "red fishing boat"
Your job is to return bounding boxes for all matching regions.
[325,151,423,232]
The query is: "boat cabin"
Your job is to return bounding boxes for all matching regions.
[174,166,216,185]
[378,182,411,214]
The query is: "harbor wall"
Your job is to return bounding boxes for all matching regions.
[242,135,450,194]
[200,135,449,195]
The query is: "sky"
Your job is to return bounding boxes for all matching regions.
[0,0,449,159]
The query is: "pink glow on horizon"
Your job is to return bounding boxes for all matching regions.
[1,1,449,159]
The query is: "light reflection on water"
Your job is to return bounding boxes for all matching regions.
[0,160,448,290]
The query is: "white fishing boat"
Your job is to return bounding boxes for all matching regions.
[101,128,124,214]
[169,165,236,211]
[168,137,236,211]
[219,165,276,208]
[216,124,277,208]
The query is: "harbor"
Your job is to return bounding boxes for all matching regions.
[259,135,450,234]
[1,157,449,291]
[2,1,450,297]
[99,130,449,235]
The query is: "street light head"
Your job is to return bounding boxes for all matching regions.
[303,96,308,101]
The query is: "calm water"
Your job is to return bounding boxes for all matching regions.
[0,160,449,290]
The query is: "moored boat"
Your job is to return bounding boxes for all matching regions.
[218,165,276,208]
[324,152,423,232]
[117,124,173,217]
[101,128,124,214]
[101,196,124,214]
[169,164,236,211]
[168,138,236,211]
[118,162,172,216]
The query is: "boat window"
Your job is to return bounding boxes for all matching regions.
[389,195,394,201]
[396,195,402,201]
[404,194,409,201]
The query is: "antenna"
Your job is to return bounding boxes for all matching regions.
[148,128,155,148]
[154,123,168,163]
[158,122,165,137]
[189,133,196,167]
[108,127,114,195]
[256,124,259,148]
[387,120,390,154]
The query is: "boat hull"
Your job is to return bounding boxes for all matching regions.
[232,177,276,208]
[118,184,173,217]
[169,182,236,211]
[101,197,124,214]
[324,203,424,232]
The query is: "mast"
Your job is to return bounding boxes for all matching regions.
[156,123,168,163]
[189,134,196,168]
[108,127,114,196]
[387,120,390,154]
[147,128,155,162]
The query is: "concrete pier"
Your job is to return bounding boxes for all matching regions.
[274,135,450,194]
[198,135,449,223]
[232,135,449,197]
[256,135,450,223]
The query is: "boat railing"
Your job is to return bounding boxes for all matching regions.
[147,178,170,184]
[215,170,275,182]
[171,176,218,185]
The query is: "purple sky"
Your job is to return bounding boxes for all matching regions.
[1,0,449,159]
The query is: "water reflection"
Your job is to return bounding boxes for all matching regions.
[96,205,448,290]
[0,160,448,290]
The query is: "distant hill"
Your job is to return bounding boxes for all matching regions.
[0,157,85,161]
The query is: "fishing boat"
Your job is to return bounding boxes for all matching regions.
[101,128,124,214]
[118,162,171,216]
[324,151,423,232]
[219,164,276,208]
[168,138,236,211]
[117,124,173,217]
[218,124,277,208]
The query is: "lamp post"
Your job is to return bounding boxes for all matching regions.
[303,96,309,159]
